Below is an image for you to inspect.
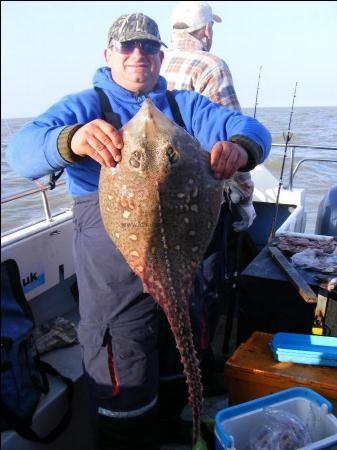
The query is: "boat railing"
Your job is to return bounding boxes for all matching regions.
[2,143,337,226]
[272,143,337,190]
[1,179,67,223]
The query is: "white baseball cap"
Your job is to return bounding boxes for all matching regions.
[172,1,222,32]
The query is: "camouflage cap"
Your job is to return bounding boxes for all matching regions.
[107,13,167,47]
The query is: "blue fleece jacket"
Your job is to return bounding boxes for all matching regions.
[7,67,271,197]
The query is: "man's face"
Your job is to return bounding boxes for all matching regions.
[105,40,164,93]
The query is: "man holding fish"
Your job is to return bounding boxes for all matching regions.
[7,12,271,450]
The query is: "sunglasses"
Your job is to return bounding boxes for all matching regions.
[111,40,161,55]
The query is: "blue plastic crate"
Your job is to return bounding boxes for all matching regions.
[271,333,337,366]
[215,387,337,450]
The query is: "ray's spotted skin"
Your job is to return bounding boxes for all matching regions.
[99,99,224,444]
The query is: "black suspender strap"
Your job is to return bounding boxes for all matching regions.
[94,86,186,130]
[94,86,122,129]
[48,169,64,190]
[166,90,186,130]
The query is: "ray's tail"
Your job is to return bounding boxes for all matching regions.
[164,301,203,445]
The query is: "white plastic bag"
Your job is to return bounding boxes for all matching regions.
[249,408,312,450]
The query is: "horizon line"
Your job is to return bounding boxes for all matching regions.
[2,105,337,121]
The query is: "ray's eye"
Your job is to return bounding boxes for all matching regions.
[129,151,142,168]
[167,147,179,164]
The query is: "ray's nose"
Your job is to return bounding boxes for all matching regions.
[141,99,155,119]
[140,100,157,136]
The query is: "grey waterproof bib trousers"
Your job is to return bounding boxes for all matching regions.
[73,192,190,449]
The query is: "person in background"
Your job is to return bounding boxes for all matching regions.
[7,12,271,450]
[161,0,257,393]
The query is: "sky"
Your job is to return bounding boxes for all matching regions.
[2,1,337,118]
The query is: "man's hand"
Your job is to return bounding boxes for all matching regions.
[71,119,123,167]
[210,141,248,179]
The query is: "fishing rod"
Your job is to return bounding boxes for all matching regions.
[222,66,264,353]
[253,65,263,118]
[268,82,298,242]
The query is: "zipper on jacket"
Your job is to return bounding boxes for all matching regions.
[133,93,147,107]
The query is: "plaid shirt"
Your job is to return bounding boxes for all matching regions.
[161,31,254,209]
[161,31,241,111]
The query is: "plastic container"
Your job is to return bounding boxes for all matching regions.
[271,333,337,367]
[215,387,337,450]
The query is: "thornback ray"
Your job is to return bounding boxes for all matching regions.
[99,98,224,445]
